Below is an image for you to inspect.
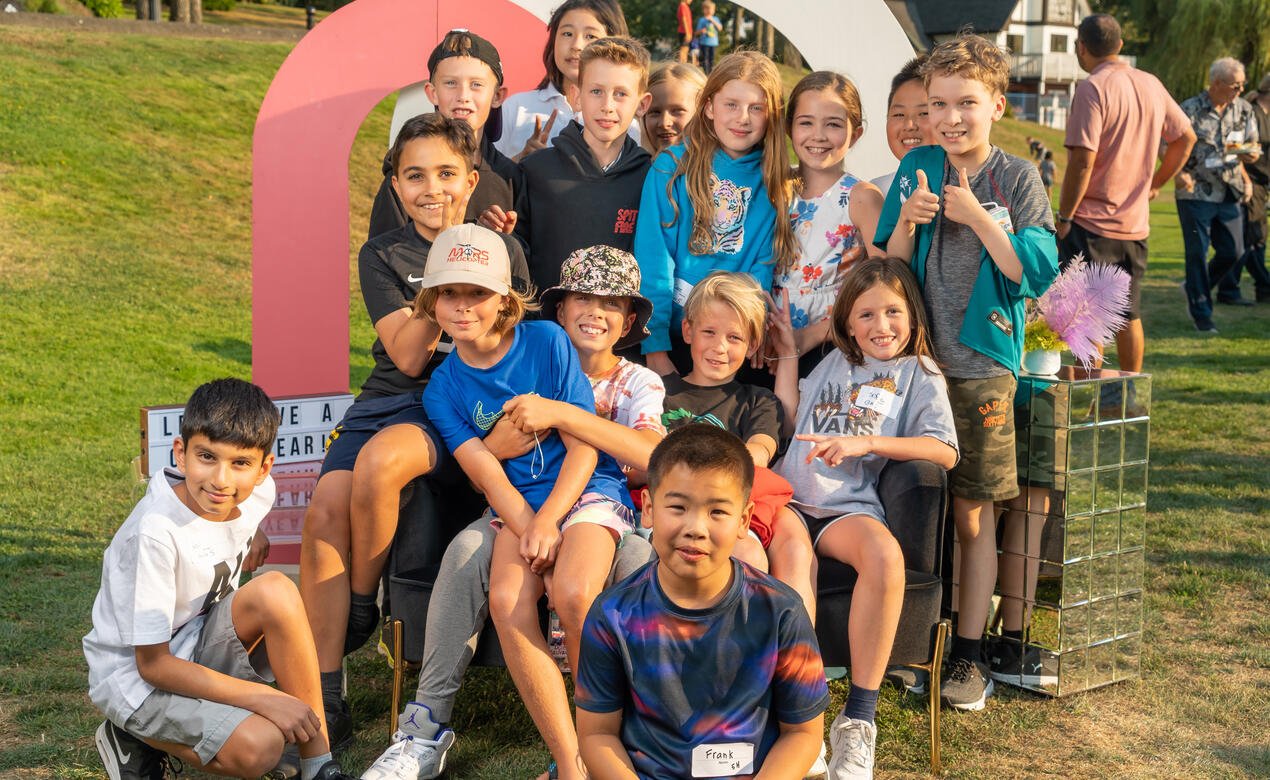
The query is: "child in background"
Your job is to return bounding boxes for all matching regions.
[660,272,818,628]
[675,0,693,63]
[367,30,524,240]
[417,225,635,780]
[872,56,930,195]
[1039,149,1056,202]
[774,71,886,378]
[640,61,706,157]
[576,425,828,780]
[772,258,958,779]
[361,246,660,780]
[694,0,723,74]
[483,37,652,291]
[635,50,796,378]
[496,0,639,161]
[877,33,1058,711]
[85,379,359,780]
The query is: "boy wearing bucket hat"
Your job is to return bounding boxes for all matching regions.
[502,245,667,479]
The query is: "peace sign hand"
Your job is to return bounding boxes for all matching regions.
[516,109,558,161]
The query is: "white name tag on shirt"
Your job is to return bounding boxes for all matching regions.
[856,385,898,418]
[691,743,755,777]
[673,277,694,307]
[981,201,1013,234]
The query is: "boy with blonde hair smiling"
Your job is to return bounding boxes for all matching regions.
[659,272,818,626]
[876,33,1058,711]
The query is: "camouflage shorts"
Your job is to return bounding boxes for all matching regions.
[946,374,1020,502]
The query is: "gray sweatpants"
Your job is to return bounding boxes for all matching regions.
[408,515,655,725]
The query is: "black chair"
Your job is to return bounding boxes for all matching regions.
[814,459,951,775]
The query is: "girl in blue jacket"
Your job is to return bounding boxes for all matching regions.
[634,50,796,377]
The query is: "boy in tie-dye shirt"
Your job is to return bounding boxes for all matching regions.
[576,425,828,780]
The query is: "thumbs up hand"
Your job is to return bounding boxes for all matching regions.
[942,166,982,228]
[899,168,940,227]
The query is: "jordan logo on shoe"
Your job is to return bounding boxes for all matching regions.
[404,709,421,729]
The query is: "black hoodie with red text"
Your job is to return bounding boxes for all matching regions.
[515,120,651,291]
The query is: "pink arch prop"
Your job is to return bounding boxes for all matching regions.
[251,0,546,396]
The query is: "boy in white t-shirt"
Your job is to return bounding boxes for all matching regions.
[83,378,357,780]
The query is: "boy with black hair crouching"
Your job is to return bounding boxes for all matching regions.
[576,424,828,780]
[85,378,359,780]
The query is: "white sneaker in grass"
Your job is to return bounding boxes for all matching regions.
[828,714,875,780]
[361,703,455,780]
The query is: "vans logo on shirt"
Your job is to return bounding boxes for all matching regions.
[614,208,638,234]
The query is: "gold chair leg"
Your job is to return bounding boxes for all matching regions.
[928,618,951,775]
[390,619,404,741]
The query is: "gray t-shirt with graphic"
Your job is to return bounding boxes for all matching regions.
[776,353,958,525]
[925,146,1054,378]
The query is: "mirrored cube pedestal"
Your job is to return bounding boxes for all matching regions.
[989,367,1148,696]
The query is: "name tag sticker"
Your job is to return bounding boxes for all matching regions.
[691,743,755,777]
[988,310,1013,336]
[981,201,1013,233]
[673,278,693,307]
[855,385,898,418]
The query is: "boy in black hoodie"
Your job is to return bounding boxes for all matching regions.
[367,29,526,241]
[482,37,653,291]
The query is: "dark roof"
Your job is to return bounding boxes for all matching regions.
[910,0,1018,37]
[885,0,933,52]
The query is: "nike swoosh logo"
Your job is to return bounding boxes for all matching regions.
[407,274,425,283]
[110,725,131,764]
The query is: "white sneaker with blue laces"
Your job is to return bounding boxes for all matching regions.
[361,703,455,780]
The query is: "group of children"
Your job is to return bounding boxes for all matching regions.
[85,3,1060,779]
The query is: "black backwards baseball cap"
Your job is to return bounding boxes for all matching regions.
[429,29,505,141]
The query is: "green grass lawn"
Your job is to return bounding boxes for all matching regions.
[1,25,1268,779]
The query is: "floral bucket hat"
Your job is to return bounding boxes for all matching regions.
[540,245,654,351]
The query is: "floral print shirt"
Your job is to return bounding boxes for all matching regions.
[1177,90,1260,202]
[773,172,867,328]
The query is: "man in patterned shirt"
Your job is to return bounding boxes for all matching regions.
[1176,57,1262,331]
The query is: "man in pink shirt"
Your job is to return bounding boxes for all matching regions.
[1057,14,1196,370]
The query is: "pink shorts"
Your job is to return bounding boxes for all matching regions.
[489,492,635,541]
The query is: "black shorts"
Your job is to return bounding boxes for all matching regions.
[320,391,444,476]
[1059,222,1147,319]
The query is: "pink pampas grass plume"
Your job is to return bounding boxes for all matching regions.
[1037,253,1130,368]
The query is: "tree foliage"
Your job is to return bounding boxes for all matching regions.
[1094,0,1270,97]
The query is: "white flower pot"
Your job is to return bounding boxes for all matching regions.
[1022,349,1062,377]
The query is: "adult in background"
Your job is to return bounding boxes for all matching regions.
[1057,13,1194,372]
[1238,74,1270,303]
[1175,57,1261,330]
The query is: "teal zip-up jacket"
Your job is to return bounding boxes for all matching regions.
[874,145,1059,376]
[633,144,777,354]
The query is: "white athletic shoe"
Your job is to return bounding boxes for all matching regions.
[361,703,455,780]
[828,714,876,780]
[804,741,828,778]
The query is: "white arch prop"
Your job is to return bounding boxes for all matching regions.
[390,0,914,181]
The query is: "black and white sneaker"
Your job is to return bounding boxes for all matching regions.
[311,759,358,780]
[988,640,1058,687]
[941,657,994,711]
[95,720,176,780]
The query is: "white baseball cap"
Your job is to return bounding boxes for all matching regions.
[419,223,511,296]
